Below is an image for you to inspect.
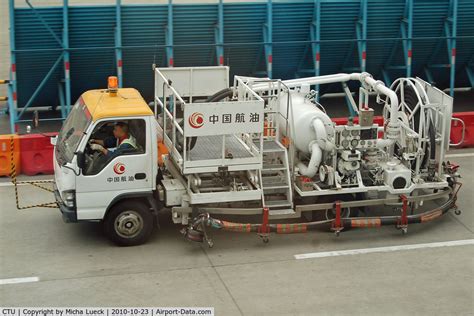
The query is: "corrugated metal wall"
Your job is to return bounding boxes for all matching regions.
[11,0,474,108]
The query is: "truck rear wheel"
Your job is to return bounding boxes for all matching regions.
[310,194,361,231]
[104,201,154,246]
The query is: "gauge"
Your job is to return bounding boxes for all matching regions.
[351,129,360,136]
[360,140,365,146]
[341,129,350,137]
[342,139,349,148]
[351,139,358,147]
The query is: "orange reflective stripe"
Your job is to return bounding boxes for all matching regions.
[276,223,307,234]
[351,218,381,227]
[221,221,250,232]
[421,210,443,223]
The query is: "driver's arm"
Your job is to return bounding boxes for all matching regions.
[90,139,105,146]
[98,147,109,156]
[104,143,134,158]
[98,137,116,155]
[91,137,116,148]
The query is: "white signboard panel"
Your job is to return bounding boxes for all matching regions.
[156,66,229,98]
[184,100,264,137]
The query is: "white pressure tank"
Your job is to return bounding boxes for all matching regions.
[278,90,334,154]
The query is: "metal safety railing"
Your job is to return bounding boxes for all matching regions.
[8,136,58,210]
[155,67,265,175]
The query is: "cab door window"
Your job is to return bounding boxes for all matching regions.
[83,119,146,175]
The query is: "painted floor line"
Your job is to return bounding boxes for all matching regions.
[294,239,474,260]
[445,153,474,158]
[0,180,54,187]
[0,276,40,285]
[0,182,20,187]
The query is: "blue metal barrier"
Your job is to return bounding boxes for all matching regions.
[7,0,474,133]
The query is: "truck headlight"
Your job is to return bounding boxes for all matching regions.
[62,190,76,208]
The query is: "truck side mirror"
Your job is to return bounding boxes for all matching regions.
[76,151,85,169]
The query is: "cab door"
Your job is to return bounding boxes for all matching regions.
[75,117,154,220]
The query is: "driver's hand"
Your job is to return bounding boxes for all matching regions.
[89,139,98,144]
[90,144,104,152]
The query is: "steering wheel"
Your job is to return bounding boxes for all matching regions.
[84,141,106,175]
[85,143,95,155]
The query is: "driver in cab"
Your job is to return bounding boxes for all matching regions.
[89,122,137,158]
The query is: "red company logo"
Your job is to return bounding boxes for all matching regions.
[113,162,125,175]
[188,112,204,129]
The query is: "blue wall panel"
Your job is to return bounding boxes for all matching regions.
[122,5,167,97]
[69,6,116,100]
[10,0,474,110]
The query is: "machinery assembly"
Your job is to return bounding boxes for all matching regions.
[149,66,461,246]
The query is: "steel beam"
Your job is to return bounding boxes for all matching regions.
[342,0,366,74]
[310,0,321,99]
[295,44,310,76]
[58,82,66,119]
[436,0,458,96]
[14,0,69,128]
[387,65,412,70]
[263,0,273,78]
[214,0,224,66]
[115,0,123,87]
[466,67,474,88]
[449,0,458,96]
[342,42,356,70]
[356,0,367,72]
[25,0,63,47]
[8,0,17,133]
[427,40,444,66]
[63,0,71,115]
[252,46,264,76]
[166,0,174,67]
[382,0,412,85]
[404,0,413,77]
[382,69,391,86]
[17,53,64,121]
[424,67,434,84]
[429,64,451,68]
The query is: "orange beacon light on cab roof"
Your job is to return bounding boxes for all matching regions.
[108,76,118,95]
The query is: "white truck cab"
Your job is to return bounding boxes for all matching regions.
[54,77,159,245]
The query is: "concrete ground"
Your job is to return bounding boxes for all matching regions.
[0,149,473,315]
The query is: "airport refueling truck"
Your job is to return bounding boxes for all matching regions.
[52,66,462,246]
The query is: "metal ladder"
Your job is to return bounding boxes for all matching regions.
[259,139,296,218]
[248,79,296,218]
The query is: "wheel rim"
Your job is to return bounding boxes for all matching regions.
[325,207,351,220]
[114,210,144,239]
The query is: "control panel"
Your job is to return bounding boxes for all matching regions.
[335,124,379,150]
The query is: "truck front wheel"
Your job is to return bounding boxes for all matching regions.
[104,201,154,246]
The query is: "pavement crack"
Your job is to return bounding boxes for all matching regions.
[200,245,244,316]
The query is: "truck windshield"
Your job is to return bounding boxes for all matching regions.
[56,99,91,165]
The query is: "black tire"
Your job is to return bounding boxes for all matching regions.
[324,203,359,221]
[311,194,360,231]
[104,200,154,246]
